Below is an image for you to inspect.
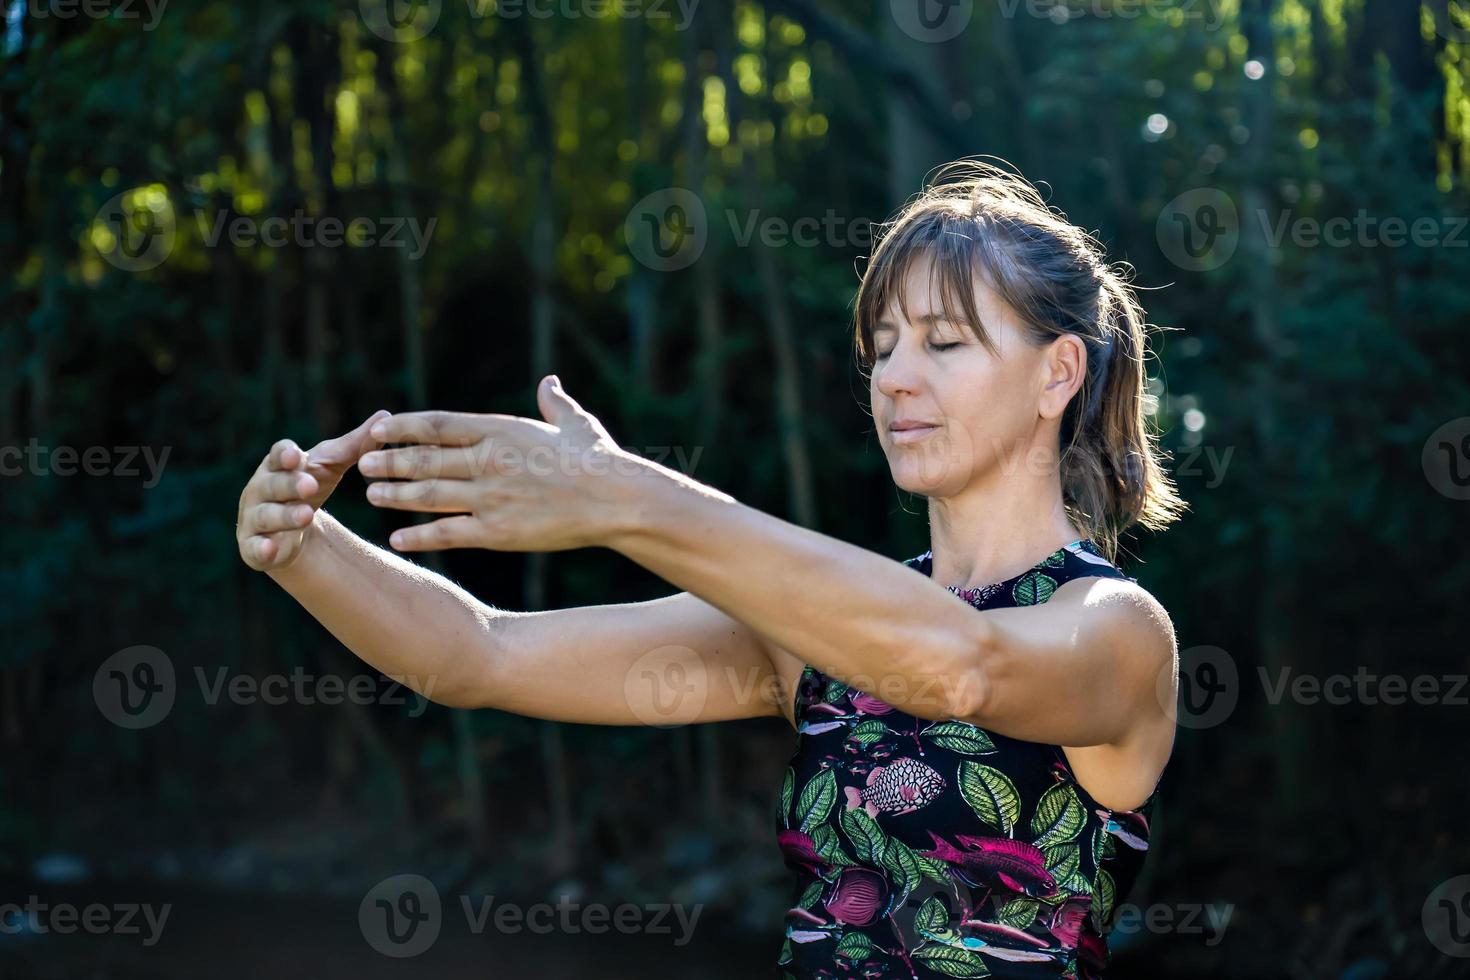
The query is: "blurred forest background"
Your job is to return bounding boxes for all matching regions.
[2,0,1469,977]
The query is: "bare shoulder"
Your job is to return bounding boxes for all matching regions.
[1051,576,1177,806]
[1054,575,1178,683]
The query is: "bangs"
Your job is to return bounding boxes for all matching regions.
[854,208,1010,368]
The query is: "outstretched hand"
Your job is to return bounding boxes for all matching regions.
[236,410,391,571]
[360,375,648,553]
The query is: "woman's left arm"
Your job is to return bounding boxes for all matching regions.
[362,379,1176,747]
[605,459,1177,747]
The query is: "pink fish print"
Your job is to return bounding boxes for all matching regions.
[842,756,945,817]
[921,833,1058,898]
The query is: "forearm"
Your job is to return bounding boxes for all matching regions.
[606,463,991,720]
[267,509,500,707]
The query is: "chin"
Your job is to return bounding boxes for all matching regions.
[886,451,974,498]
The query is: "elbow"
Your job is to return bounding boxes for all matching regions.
[947,624,993,723]
[898,618,994,722]
[422,687,479,711]
[385,673,481,711]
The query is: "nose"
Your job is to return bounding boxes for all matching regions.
[874,341,922,400]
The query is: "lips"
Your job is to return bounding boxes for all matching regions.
[888,420,940,444]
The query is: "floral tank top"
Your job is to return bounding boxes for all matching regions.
[774,539,1161,979]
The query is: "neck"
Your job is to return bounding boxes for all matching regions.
[925,450,1080,592]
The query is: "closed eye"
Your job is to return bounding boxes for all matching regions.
[875,341,961,360]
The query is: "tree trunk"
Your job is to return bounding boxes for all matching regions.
[513,20,577,878]
[721,2,816,528]
[624,16,658,398]
[682,13,726,825]
[375,33,479,853]
[1241,0,1307,819]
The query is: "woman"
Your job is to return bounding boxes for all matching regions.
[235,159,1184,978]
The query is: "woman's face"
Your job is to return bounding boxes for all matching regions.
[869,254,1078,499]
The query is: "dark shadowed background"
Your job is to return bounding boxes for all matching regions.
[2,0,1468,977]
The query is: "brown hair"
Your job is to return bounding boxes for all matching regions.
[853,158,1187,561]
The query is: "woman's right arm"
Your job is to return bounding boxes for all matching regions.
[238,425,795,726]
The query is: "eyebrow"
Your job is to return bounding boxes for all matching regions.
[873,314,967,332]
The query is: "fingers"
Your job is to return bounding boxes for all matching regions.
[359,444,489,481]
[239,524,298,570]
[268,439,306,472]
[387,515,482,552]
[257,469,319,503]
[242,431,336,572]
[369,410,515,448]
[308,409,392,468]
[366,478,479,513]
[243,534,279,567]
[243,501,314,536]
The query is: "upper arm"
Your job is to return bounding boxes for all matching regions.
[469,591,789,726]
[962,577,1178,750]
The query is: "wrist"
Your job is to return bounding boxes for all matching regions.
[598,450,732,554]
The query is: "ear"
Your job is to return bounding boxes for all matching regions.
[1038,334,1086,421]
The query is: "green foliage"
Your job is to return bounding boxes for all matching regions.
[1,2,1465,972]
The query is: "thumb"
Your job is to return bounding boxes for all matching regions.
[309,409,392,467]
[536,374,582,428]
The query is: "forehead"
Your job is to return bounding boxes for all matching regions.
[875,252,1005,329]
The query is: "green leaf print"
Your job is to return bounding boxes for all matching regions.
[1042,843,1080,883]
[882,837,924,907]
[1038,550,1067,568]
[811,824,856,867]
[780,768,794,829]
[824,681,851,703]
[913,943,992,977]
[797,770,838,833]
[1031,783,1085,847]
[849,719,889,744]
[921,720,997,755]
[798,880,824,910]
[918,853,952,885]
[915,895,950,933]
[778,938,793,965]
[1091,823,1105,868]
[1042,842,1093,897]
[1062,871,1094,896]
[835,931,874,959]
[957,762,1021,835]
[995,897,1040,929]
[1092,869,1116,931]
[1012,571,1058,606]
[839,805,887,864]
